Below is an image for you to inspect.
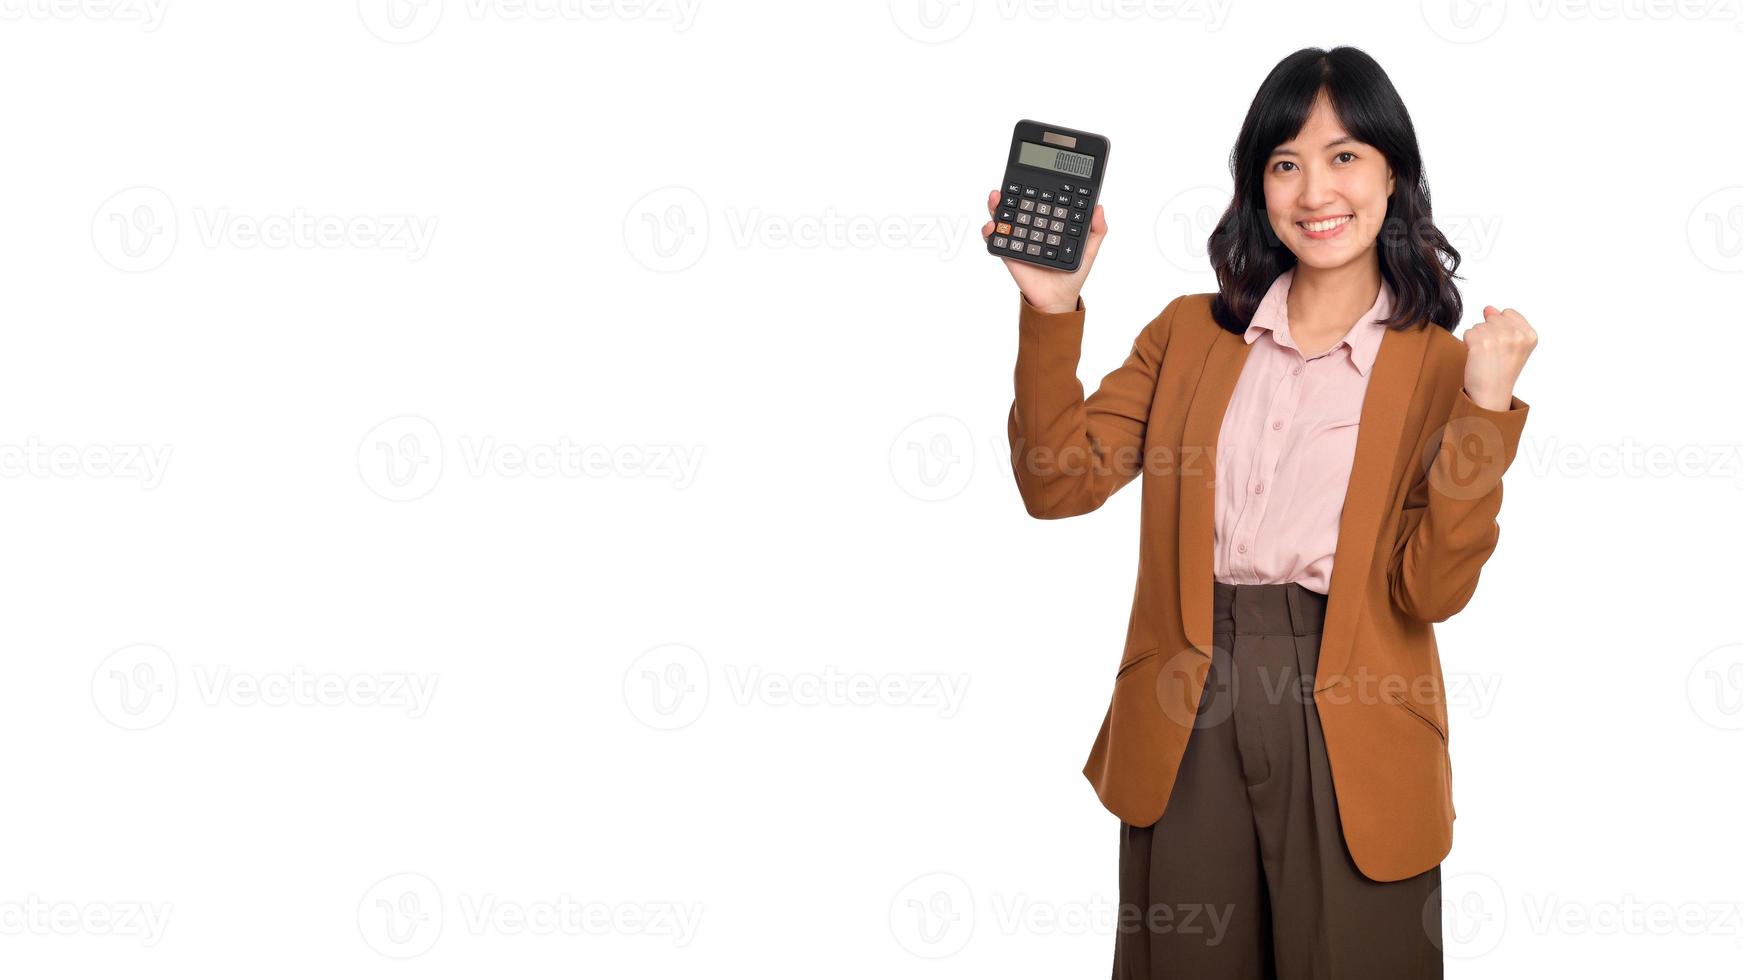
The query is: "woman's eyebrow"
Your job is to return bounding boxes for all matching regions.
[1270,136,1361,157]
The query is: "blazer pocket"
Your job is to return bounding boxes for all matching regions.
[1115,646,1162,680]
[1388,692,1447,744]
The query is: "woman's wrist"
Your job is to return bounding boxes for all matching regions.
[1023,292,1080,316]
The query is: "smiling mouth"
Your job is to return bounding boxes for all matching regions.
[1297,214,1353,232]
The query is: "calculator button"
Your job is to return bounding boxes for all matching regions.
[1036,203,1052,217]
[992,236,1008,249]
[1015,213,1031,226]
[1069,210,1085,223]
[995,222,1011,235]
[1040,190,1055,202]
[1074,197,1089,209]
[1007,239,1024,252]
[1007,182,1021,193]
[1043,247,1058,260]
[997,208,1014,222]
[1060,183,1074,192]
[1045,233,1061,246]
[1061,239,1079,261]
[1002,194,1018,208]
[1012,227,1028,240]
[1018,199,1035,212]
[1022,186,1037,198]
[1025,243,1041,256]
[1066,223,1082,237]
[1049,219,1064,233]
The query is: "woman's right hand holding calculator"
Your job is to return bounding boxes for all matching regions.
[982,188,1108,315]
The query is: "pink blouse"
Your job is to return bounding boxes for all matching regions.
[1213,267,1394,594]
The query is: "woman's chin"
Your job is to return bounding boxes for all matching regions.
[1287,240,1371,270]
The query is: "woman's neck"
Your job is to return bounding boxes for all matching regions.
[1286,259,1384,354]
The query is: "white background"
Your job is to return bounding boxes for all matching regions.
[3,0,1741,976]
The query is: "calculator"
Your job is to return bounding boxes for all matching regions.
[987,119,1109,272]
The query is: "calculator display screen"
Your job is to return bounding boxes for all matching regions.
[1016,140,1096,179]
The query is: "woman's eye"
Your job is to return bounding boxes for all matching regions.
[1272,160,1296,173]
[1335,152,1355,163]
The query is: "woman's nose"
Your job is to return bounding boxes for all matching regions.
[1298,166,1336,210]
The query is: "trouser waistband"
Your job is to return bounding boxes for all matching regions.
[1212,580,1328,637]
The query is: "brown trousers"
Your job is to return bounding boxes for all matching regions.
[1113,581,1443,979]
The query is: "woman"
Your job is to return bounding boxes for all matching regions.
[982,47,1537,978]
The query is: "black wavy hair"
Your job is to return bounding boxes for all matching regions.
[1207,46,1462,335]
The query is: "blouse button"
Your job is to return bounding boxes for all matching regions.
[1254,483,1264,494]
[1271,420,1282,430]
[1236,543,1247,553]
[1292,366,1302,375]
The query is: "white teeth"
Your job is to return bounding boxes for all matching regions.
[1300,215,1352,232]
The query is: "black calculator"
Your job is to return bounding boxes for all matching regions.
[987,119,1109,272]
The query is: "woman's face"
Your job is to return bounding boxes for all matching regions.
[1263,91,1395,273]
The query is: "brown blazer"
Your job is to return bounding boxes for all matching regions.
[1006,290,1530,882]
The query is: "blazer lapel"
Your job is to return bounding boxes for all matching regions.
[1312,323,1430,691]
[1174,316,1433,680]
[1177,327,1251,659]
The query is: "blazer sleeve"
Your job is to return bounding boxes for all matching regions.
[1006,292,1178,519]
[1388,385,1531,623]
